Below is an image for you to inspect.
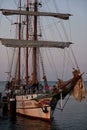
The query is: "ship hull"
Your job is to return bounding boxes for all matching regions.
[16,106,51,121]
[9,74,84,121]
[15,94,51,121]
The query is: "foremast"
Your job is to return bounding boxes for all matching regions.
[18,0,29,85]
[18,0,21,85]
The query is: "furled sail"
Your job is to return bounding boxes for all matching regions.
[0,38,72,48]
[0,9,72,20]
[71,78,86,101]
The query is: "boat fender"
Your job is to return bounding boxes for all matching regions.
[42,106,48,113]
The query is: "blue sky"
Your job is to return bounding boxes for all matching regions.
[0,0,87,81]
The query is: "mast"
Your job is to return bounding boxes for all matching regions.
[26,0,29,84]
[32,0,38,84]
[0,0,72,85]
[18,0,21,85]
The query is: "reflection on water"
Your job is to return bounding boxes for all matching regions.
[0,114,51,130]
[15,117,51,130]
[0,97,87,130]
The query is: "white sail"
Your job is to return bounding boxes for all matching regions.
[0,38,72,48]
[0,9,72,20]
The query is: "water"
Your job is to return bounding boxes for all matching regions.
[0,81,7,93]
[0,81,87,130]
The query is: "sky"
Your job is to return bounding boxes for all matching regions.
[0,0,87,81]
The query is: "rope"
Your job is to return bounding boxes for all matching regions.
[62,94,71,110]
[53,0,59,12]
[13,0,19,7]
[39,7,59,79]
[44,48,59,79]
[5,16,13,24]
[70,46,79,69]
[0,0,3,8]
[39,4,60,79]
[57,94,71,111]
[0,0,3,24]
[61,49,65,79]
[48,49,59,79]
[39,49,46,77]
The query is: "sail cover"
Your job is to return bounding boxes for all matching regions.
[0,38,72,48]
[0,9,72,20]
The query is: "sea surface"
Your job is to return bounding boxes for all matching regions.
[0,81,87,130]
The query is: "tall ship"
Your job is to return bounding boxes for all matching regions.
[0,0,86,121]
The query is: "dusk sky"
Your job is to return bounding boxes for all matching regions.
[0,0,87,81]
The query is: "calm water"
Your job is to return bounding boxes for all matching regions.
[0,81,87,130]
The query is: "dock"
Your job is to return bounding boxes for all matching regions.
[0,93,8,117]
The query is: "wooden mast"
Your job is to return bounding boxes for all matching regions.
[32,0,38,84]
[18,0,21,85]
[26,0,29,84]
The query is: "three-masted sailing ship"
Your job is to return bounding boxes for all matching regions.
[0,0,86,121]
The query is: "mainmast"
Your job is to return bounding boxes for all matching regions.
[32,0,38,84]
[26,0,29,84]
